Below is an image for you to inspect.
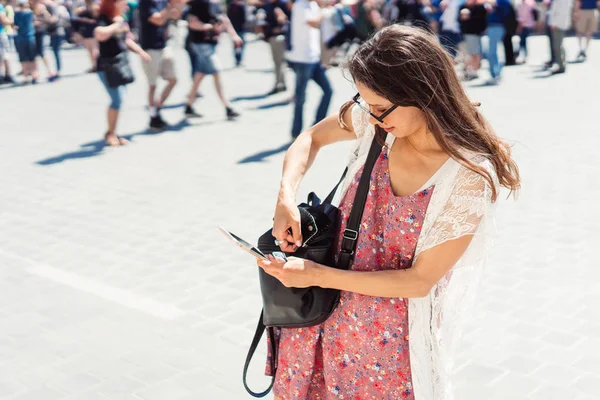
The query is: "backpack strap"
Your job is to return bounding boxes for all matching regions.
[243,310,276,398]
[338,136,382,269]
[323,167,348,205]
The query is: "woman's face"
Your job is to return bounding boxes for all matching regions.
[355,81,428,139]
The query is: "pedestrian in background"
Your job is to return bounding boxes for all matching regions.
[547,0,572,73]
[263,0,290,94]
[94,0,151,146]
[516,0,536,64]
[0,0,15,83]
[227,0,247,67]
[48,0,70,79]
[573,0,599,61]
[138,0,181,131]
[13,0,38,83]
[184,0,243,119]
[459,0,487,80]
[3,0,15,52]
[439,0,463,58]
[287,0,333,139]
[32,0,57,80]
[484,0,508,84]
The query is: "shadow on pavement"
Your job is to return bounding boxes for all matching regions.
[230,93,270,102]
[35,119,192,166]
[0,72,88,91]
[530,71,555,79]
[244,68,274,74]
[160,102,187,110]
[252,100,292,110]
[237,142,292,164]
[158,94,204,110]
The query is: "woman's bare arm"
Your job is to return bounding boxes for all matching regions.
[273,108,357,251]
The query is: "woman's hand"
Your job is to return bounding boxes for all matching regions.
[118,22,130,34]
[232,34,243,48]
[273,184,302,252]
[140,51,151,63]
[257,256,318,288]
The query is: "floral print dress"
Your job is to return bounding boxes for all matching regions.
[267,148,435,400]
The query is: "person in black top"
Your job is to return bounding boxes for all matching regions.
[184,0,242,119]
[459,0,487,80]
[94,0,150,147]
[227,0,246,67]
[138,0,181,131]
[262,0,290,94]
[74,0,99,72]
[395,0,429,28]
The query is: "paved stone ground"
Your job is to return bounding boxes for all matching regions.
[0,31,599,400]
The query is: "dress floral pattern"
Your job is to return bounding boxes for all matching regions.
[267,149,435,400]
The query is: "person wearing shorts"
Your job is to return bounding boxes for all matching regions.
[574,0,599,60]
[13,0,38,83]
[139,0,180,131]
[460,0,487,80]
[185,0,242,120]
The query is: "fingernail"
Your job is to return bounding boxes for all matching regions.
[296,241,302,247]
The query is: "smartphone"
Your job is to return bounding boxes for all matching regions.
[217,226,268,261]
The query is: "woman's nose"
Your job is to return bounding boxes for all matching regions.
[368,115,380,126]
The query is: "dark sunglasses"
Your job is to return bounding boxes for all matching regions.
[352,93,399,124]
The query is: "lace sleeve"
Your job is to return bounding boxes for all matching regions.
[419,161,494,254]
[351,101,373,139]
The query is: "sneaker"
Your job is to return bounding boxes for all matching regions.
[150,115,167,132]
[184,105,203,118]
[226,107,240,120]
[3,76,15,84]
[462,71,477,81]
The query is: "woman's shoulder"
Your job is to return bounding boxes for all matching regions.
[350,102,374,139]
[450,153,497,202]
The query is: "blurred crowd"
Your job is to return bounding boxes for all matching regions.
[0,0,597,142]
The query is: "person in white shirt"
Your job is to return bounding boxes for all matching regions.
[439,0,463,58]
[548,0,573,73]
[287,0,333,139]
[318,0,339,66]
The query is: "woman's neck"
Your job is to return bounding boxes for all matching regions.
[392,129,446,161]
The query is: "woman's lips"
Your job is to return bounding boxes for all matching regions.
[383,126,395,132]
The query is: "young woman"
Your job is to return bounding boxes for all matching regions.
[258,25,520,400]
[94,0,150,147]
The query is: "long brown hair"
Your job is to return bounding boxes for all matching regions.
[98,0,121,19]
[339,25,520,202]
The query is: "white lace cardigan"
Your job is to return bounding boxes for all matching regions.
[331,106,498,400]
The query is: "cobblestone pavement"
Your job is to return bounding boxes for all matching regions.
[0,32,598,400]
